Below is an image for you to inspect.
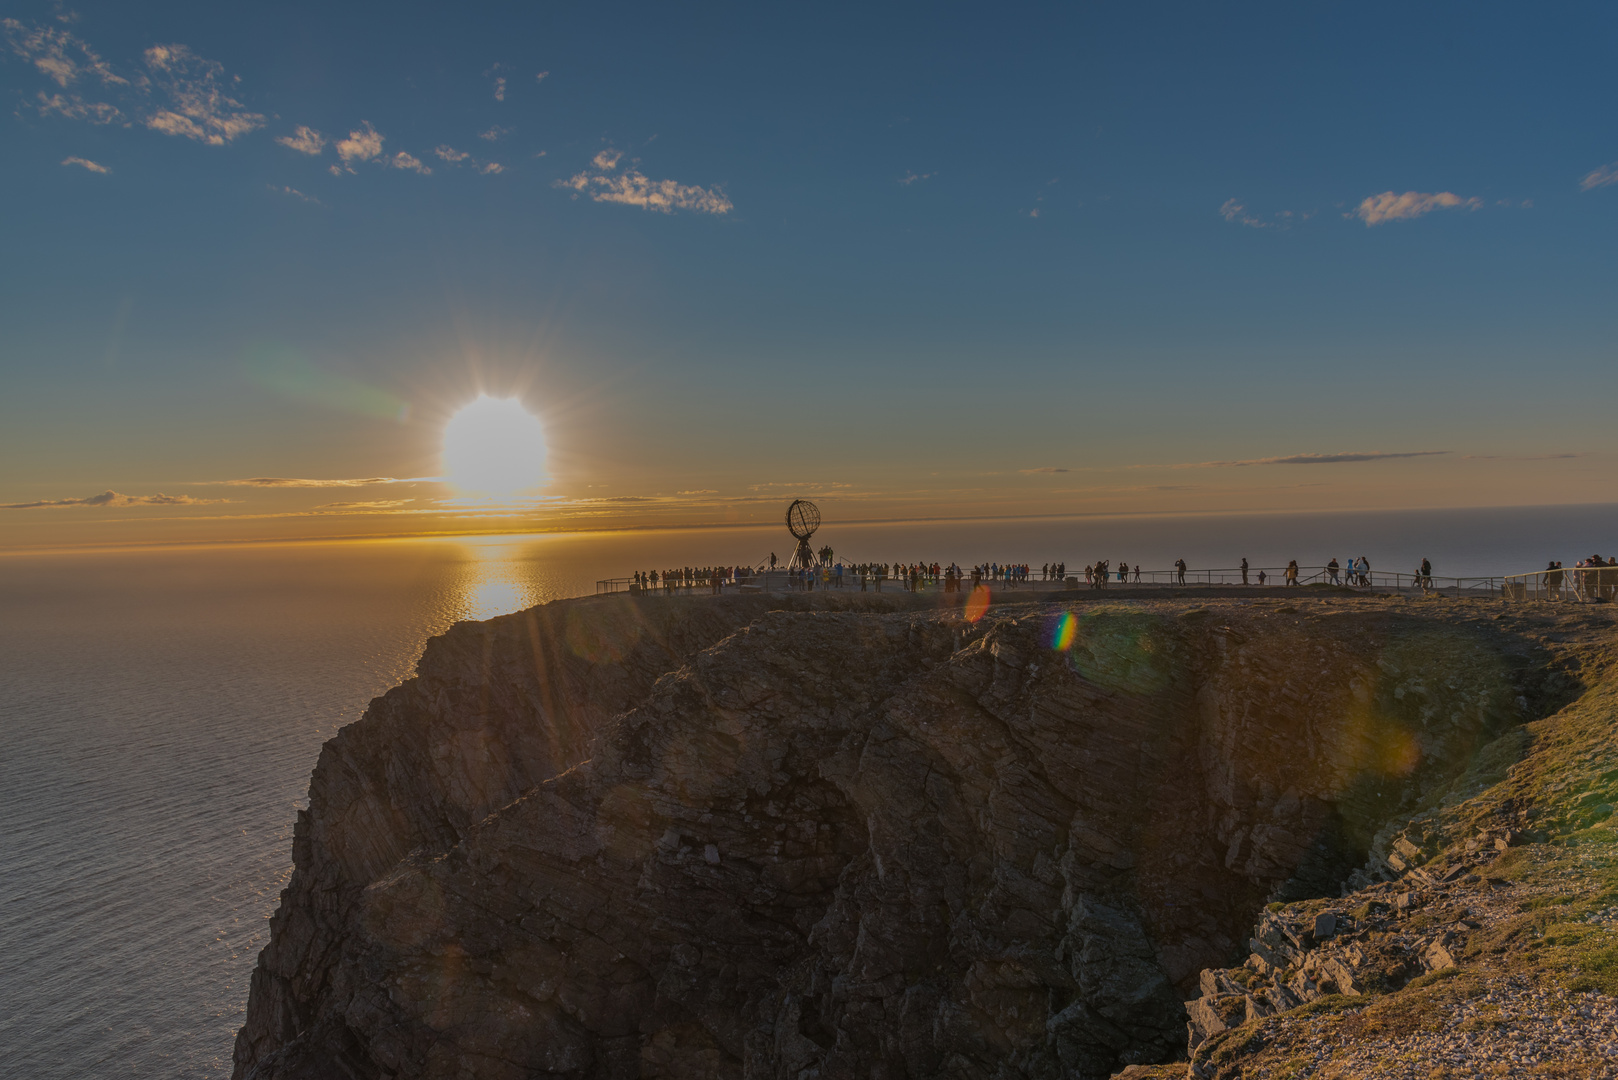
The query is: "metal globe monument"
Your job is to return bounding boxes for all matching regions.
[785,499,821,570]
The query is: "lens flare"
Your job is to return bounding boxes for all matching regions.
[1051,610,1078,651]
[442,395,549,495]
[964,585,991,623]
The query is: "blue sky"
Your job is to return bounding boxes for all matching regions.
[3,1,1616,547]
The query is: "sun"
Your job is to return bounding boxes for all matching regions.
[442,395,549,495]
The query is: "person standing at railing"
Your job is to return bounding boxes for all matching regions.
[1175,558,1187,585]
[1327,558,1340,585]
[1546,561,1563,600]
[1421,558,1432,590]
[1240,558,1249,585]
[1285,560,1298,586]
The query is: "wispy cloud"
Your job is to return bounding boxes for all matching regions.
[1351,191,1482,226]
[390,151,430,174]
[62,155,109,173]
[314,498,415,509]
[220,476,425,488]
[1,490,233,509]
[142,44,264,145]
[35,91,121,123]
[1174,451,1451,468]
[334,122,383,169]
[2,17,125,88]
[1220,199,1263,227]
[1019,466,1069,474]
[1462,452,1585,461]
[432,144,500,173]
[7,20,271,149]
[275,125,325,155]
[268,184,323,205]
[899,170,934,186]
[493,75,507,101]
[747,481,854,491]
[325,122,391,174]
[1580,163,1618,192]
[480,125,512,142]
[1219,198,1311,229]
[559,149,732,214]
[535,70,549,83]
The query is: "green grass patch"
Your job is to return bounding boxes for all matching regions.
[1567,943,1618,994]
[1520,895,1574,911]
[1292,993,1360,1018]
[1405,966,1464,991]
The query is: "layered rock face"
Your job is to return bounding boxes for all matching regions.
[235,595,1547,1080]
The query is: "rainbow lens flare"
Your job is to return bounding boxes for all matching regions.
[1051,610,1077,651]
[964,585,991,623]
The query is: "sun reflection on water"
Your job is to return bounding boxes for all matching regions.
[467,578,527,621]
[455,541,540,622]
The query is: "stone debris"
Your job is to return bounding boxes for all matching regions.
[1185,982,1618,1079]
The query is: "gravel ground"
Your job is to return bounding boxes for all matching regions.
[1266,981,1618,1078]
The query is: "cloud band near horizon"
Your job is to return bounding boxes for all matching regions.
[1185,451,1451,467]
[1,490,233,509]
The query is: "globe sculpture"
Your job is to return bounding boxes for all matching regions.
[786,499,821,570]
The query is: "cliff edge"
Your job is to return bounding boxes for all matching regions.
[234,591,1604,1080]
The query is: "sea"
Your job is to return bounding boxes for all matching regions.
[3,503,1616,1078]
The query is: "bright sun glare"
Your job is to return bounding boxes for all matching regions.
[442,395,549,495]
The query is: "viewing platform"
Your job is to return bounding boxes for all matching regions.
[597,564,1618,603]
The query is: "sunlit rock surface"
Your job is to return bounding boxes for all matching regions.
[235,592,1566,1080]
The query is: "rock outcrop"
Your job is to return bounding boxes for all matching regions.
[235,593,1563,1080]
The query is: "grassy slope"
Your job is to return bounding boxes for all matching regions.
[1127,616,1618,1080]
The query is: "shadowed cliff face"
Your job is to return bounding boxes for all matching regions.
[235,595,1550,1080]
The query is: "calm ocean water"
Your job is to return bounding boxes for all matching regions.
[2,504,1615,1078]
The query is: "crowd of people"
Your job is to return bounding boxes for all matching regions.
[631,566,757,595]
[1324,556,1374,586]
[1541,556,1618,600]
[621,554,1618,601]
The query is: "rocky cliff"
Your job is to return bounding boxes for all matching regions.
[234,591,1581,1080]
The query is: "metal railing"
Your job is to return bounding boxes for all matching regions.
[1080,565,1508,597]
[597,570,773,595]
[1502,565,1618,603]
[598,565,1512,597]
[596,562,1617,603]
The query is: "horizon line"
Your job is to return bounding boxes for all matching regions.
[2,499,1616,559]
